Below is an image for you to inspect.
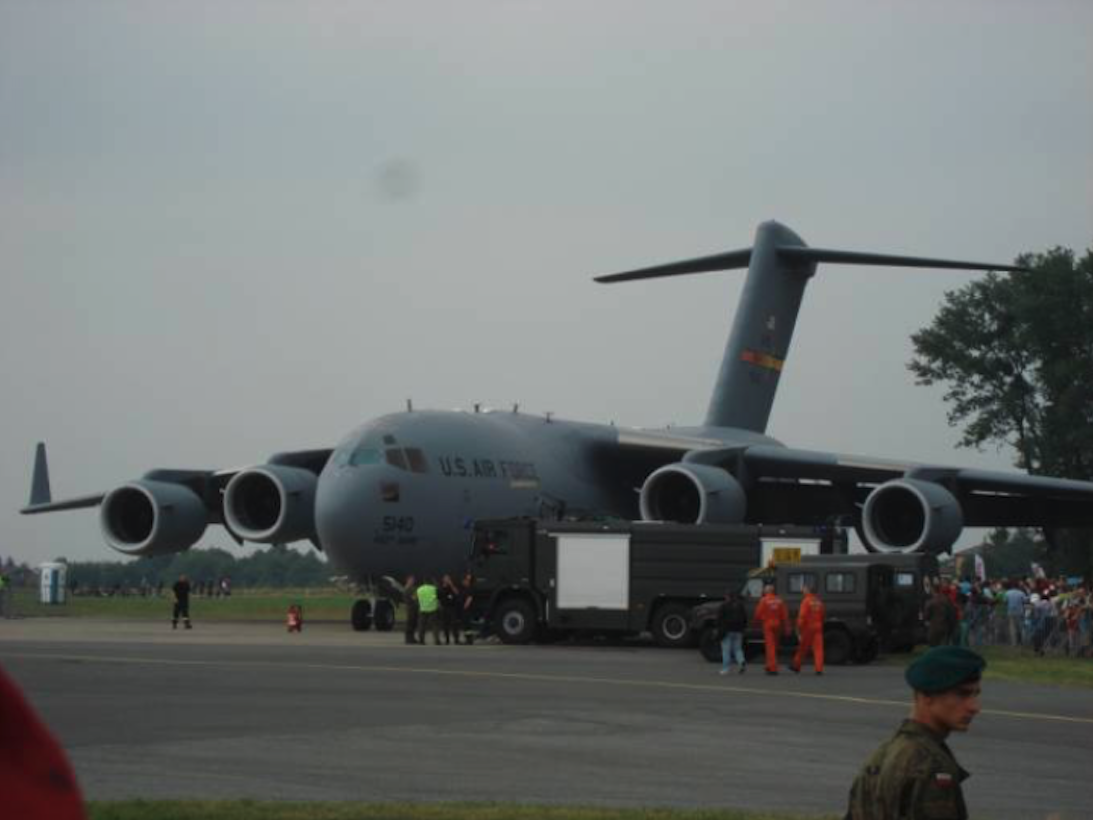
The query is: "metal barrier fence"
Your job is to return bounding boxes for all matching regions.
[961,604,1093,657]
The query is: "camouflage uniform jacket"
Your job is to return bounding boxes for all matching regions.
[845,719,969,820]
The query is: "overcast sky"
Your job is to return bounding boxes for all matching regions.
[2,1,1091,566]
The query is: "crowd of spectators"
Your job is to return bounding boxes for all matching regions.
[928,574,1092,657]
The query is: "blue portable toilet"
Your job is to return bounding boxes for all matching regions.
[39,562,68,605]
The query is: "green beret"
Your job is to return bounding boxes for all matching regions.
[905,647,986,694]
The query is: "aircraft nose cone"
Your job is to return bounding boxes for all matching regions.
[315,463,371,578]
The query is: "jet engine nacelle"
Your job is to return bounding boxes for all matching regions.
[861,478,964,554]
[639,463,747,525]
[223,465,317,544]
[100,480,208,557]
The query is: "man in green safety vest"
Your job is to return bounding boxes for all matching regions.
[416,577,441,645]
[0,572,9,619]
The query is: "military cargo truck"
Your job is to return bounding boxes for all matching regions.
[691,557,895,665]
[468,519,825,648]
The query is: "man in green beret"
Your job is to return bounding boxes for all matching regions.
[844,646,985,820]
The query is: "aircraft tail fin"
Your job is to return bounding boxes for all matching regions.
[30,442,51,506]
[596,220,1029,433]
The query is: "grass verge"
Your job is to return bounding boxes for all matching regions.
[884,645,1093,690]
[86,802,839,820]
[9,588,360,622]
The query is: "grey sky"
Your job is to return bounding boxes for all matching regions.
[2,1,1091,565]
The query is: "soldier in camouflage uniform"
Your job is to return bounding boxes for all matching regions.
[845,646,985,820]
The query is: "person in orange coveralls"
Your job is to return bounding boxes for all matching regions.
[0,665,86,820]
[753,584,791,675]
[791,584,826,675]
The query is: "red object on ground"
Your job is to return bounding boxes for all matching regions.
[286,604,303,632]
[0,665,87,820]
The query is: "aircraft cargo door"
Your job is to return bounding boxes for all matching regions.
[550,533,631,632]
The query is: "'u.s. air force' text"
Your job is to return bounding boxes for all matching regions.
[437,457,538,480]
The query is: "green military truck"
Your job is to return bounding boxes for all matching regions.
[824,553,938,651]
[468,518,826,648]
[691,556,896,665]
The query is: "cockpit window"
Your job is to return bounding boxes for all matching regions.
[385,448,408,470]
[349,447,381,467]
[404,448,428,474]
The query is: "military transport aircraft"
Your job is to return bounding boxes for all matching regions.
[22,220,1093,630]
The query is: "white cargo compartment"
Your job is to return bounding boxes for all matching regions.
[555,534,630,609]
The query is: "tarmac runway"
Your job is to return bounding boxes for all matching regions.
[2,617,1091,818]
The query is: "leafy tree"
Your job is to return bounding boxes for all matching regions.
[909,245,1093,577]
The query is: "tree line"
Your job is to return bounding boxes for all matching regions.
[1,545,335,591]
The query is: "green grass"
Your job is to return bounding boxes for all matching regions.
[9,588,360,622]
[86,802,838,820]
[975,645,1093,689]
[884,645,1093,690]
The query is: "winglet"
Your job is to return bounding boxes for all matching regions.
[30,442,51,506]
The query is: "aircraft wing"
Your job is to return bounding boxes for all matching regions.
[20,444,334,556]
[734,445,1093,528]
[21,493,108,515]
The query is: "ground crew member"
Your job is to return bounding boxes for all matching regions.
[416,577,441,645]
[0,572,10,619]
[753,584,790,675]
[171,574,192,630]
[845,646,985,820]
[791,584,825,675]
[403,574,419,644]
[923,587,957,647]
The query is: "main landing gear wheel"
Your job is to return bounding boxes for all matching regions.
[651,602,695,649]
[496,597,537,645]
[351,599,373,632]
[373,599,396,632]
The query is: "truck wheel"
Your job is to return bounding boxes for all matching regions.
[856,633,880,664]
[496,597,537,645]
[351,599,373,632]
[824,628,852,665]
[651,603,695,649]
[373,599,395,632]
[698,626,722,663]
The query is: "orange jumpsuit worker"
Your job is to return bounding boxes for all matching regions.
[792,585,826,675]
[753,584,791,675]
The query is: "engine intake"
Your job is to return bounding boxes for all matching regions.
[100,480,208,557]
[223,465,317,543]
[861,478,963,554]
[639,463,746,525]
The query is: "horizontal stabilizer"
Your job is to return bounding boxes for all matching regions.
[594,248,752,283]
[776,246,1030,273]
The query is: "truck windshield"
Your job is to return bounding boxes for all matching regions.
[472,530,509,557]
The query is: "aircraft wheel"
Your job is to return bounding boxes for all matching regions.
[824,628,853,665]
[651,602,696,649]
[495,597,537,645]
[351,599,373,632]
[373,599,396,632]
[698,626,722,663]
